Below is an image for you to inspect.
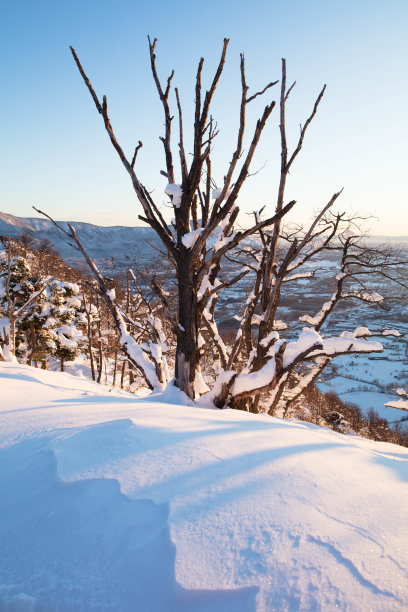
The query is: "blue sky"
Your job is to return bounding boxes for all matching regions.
[1,0,407,235]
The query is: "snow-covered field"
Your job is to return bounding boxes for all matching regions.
[1,362,408,611]
[317,351,408,427]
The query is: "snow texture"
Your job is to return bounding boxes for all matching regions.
[315,336,383,356]
[1,362,408,611]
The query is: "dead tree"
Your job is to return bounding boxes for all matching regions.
[57,39,295,398]
[34,42,407,409]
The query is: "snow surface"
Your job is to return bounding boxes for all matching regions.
[317,353,408,426]
[1,362,408,611]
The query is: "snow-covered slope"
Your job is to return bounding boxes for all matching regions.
[1,362,408,611]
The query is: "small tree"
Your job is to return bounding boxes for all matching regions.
[38,281,86,371]
[0,242,52,362]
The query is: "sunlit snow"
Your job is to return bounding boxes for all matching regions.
[1,363,408,611]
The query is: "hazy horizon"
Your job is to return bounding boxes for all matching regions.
[1,208,408,240]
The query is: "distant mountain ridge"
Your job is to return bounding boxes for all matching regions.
[0,211,161,272]
[1,211,407,273]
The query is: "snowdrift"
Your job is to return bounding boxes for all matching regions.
[1,362,408,611]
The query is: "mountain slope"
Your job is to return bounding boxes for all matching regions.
[1,362,407,611]
[0,211,161,270]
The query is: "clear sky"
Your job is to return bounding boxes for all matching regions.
[1,0,407,235]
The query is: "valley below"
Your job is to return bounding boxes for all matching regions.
[2,210,408,429]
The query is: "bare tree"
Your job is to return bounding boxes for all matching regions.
[207,62,408,411]
[33,39,407,410]
[41,39,296,398]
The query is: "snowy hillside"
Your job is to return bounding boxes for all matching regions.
[1,363,408,611]
[0,211,161,270]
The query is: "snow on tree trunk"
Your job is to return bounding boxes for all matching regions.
[0,319,17,363]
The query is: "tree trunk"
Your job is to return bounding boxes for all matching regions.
[28,325,36,366]
[112,347,118,387]
[9,315,16,358]
[97,344,103,383]
[175,258,199,399]
[120,360,126,389]
[89,342,95,381]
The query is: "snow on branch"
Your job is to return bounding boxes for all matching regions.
[230,342,283,398]
[310,336,383,357]
[212,188,232,201]
[165,184,183,207]
[181,228,203,249]
[385,399,408,411]
[282,328,323,369]
[384,388,408,412]
[112,306,165,391]
[342,290,384,303]
[230,328,323,399]
[381,329,401,337]
[299,293,337,327]
[282,272,313,283]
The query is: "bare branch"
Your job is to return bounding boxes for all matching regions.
[33,207,163,390]
[148,36,175,184]
[247,79,279,103]
[287,83,326,171]
[70,46,103,113]
[200,39,229,131]
[284,80,296,102]
[175,87,188,183]
[69,46,175,255]
[131,141,143,169]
